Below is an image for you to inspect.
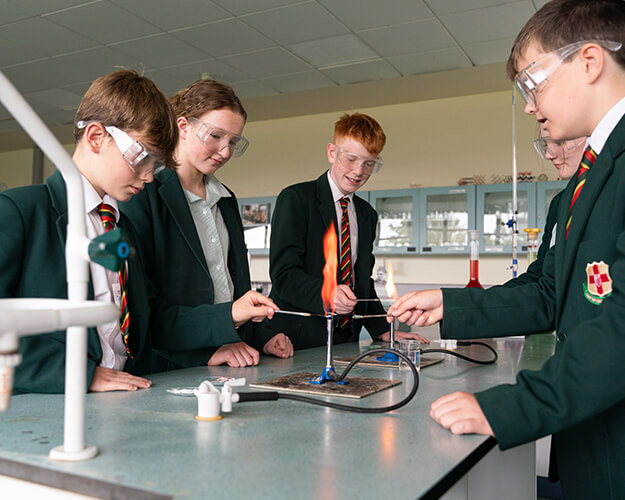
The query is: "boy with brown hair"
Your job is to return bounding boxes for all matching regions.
[388,0,625,496]
[0,69,178,394]
[269,112,427,349]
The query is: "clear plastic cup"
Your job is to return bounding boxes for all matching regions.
[398,339,420,371]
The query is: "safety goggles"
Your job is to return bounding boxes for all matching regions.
[77,121,163,177]
[533,136,585,160]
[188,117,249,157]
[515,40,622,106]
[335,145,383,174]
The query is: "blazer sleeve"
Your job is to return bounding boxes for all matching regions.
[477,229,625,450]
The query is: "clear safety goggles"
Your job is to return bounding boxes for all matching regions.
[77,121,163,177]
[189,117,249,157]
[533,136,585,160]
[515,40,622,106]
[335,145,383,174]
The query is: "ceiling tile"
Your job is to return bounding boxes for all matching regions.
[111,34,210,68]
[52,46,150,82]
[321,59,401,86]
[358,18,456,58]
[3,58,84,93]
[427,0,521,16]
[173,18,275,58]
[45,1,161,44]
[25,88,83,110]
[439,1,535,45]
[463,38,515,65]
[221,47,311,79]
[532,0,549,8]
[318,0,432,31]
[261,70,336,93]
[161,58,252,86]
[0,17,98,59]
[288,34,379,68]
[211,0,303,16]
[109,0,231,31]
[0,33,43,67]
[231,79,280,99]
[143,69,189,96]
[389,47,472,76]
[241,2,349,45]
[1,0,97,19]
[38,108,78,126]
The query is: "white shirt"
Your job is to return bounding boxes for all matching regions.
[183,175,234,304]
[81,175,128,370]
[588,95,625,154]
[327,171,358,275]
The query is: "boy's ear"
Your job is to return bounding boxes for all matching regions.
[83,122,107,154]
[327,142,336,164]
[580,43,605,85]
[177,116,190,139]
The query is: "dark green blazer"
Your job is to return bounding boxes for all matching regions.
[269,172,387,349]
[441,115,625,499]
[121,168,271,369]
[0,172,151,394]
[501,190,562,287]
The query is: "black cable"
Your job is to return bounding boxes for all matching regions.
[235,343,496,413]
[421,340,498,365]
[237,348,419,414]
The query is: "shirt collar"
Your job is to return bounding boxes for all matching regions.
[183,175,231,209]
[588,95,625,154]
[327,171,354,204]
[81,175,120,222]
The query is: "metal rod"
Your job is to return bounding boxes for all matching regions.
[273,310,320,318]
[352,313,396,319]
[354,298,381,302]
[325,314,334,368]
[389,317,396,348]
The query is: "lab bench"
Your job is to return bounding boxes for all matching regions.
[0,334,555,499]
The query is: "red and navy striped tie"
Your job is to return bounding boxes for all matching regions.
[338,197,353,329]
[566,146,597,239]
[98,203,132,358]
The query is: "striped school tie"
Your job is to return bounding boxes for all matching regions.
[566,146,597,239]
[338,197,353,329]
[98,203,132,357]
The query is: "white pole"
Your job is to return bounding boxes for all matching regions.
[0,71,97,460]
[511,86,518,278]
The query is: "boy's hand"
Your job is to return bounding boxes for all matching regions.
[207,342,260,367]
[378,330,430,344]
[334,284,357,314]
[263,333,294,358]
[430,392,494,436]
[387,290,444,326]
[232,290,278,327]
[89,366,152,392]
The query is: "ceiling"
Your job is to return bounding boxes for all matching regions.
[0,0,548,148]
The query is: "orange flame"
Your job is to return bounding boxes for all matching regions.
[385,261,398,300]
[321,222,338,315]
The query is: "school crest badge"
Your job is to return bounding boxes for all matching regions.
[583,261,613,305]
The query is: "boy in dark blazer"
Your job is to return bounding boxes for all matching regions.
[121,79,291,370]
[269,113,428,349]
[0,70,178,393]
[388,1,625,497]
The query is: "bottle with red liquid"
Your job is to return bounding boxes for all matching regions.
[465,230,483,289]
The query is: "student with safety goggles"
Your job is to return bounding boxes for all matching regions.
[121,78,292,371]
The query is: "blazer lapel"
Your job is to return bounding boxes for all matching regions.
[353,194,371,293]
[316,172,339,237]
[157,171,210,277]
